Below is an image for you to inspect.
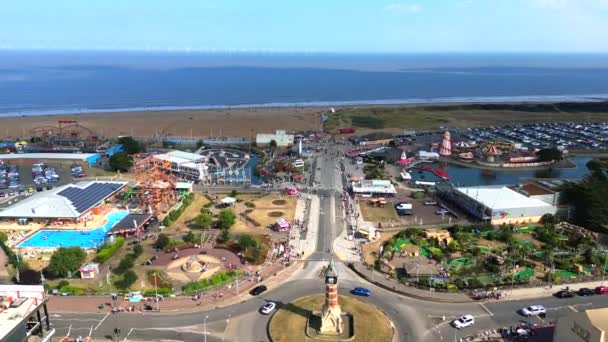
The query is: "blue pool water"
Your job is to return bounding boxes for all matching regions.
[18,211,129,249]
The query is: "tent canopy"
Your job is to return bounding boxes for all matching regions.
[222,197,236,204]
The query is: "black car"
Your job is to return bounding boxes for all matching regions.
[250,285,267,296]
[554,290,576,298]
[578,288,595,296]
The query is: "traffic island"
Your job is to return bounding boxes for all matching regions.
[268,295,393,342]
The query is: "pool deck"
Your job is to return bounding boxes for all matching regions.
[0,207,123,251]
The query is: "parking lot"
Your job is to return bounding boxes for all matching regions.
[399,121,608,151]
[0,160,85,207]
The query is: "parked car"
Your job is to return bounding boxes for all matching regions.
[452,315,475,329]
[250,285,267,296]
[578,288,595,296]
[0,192,4,198]
[8,190,15,196]
[596,286,608,294]
[521,305,546,317]
[260,302,276,314]
[554,290,576,298]
[424,201,437,206]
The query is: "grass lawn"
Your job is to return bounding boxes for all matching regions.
[269,295,393,342]
[246,196,297,229]
[323,104,608,133]
[171,193,210,233]
[359,202,398,224]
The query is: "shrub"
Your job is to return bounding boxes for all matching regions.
[218,229,231,243]
[230,190,238,197]
[182,271,239,294]
[0,231,7,243]
[244,202,255,208]
[46,247,86,279]
[132,244,143,258]
[114,254,135,274]
[217,209,236,230]
[142,287,172,296]
[154,234,170,249]
[411,191,426,199]
[94,237,125,263]
[183,231,196,243]
[57,280,70,289]
[116,270,138,290]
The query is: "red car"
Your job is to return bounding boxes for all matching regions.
[595,286,608,294]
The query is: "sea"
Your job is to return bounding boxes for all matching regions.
[1,51,608,116]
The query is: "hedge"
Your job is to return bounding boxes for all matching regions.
[94,237,125,263]
[163,193,195,227]
[0,236,28,271]
[142,287,172,296]
[182,271,239,294]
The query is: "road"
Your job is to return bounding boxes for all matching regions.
[46,142,608,341]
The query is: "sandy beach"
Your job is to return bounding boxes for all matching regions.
[0,107,323,140]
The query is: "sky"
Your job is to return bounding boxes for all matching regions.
[1,0,608,53]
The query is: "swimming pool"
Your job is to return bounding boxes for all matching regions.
[18,211,129,249]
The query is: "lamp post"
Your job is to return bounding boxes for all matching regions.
[204,315,209,342]
[154,273,159,311]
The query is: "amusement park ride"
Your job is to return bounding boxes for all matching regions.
[132,154,177,216]
[30,120,100,149]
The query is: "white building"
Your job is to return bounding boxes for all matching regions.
[417,151,440,160]
[256,130,295,147]
[454,186,556,225]
[152,150,209,182]
[351,180,397,195]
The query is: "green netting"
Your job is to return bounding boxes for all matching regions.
[556,269,577,279]
[448,258,471,271]
[476,245,491,253]
[515,240,535,249]
[514,268,534,282]
[393,238,411,252]
[516,226,537,233]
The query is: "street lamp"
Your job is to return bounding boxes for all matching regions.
[204,315,209,342]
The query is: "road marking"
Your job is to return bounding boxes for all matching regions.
[67,324,72,337]
[54,319,101,322]
[123,328,134,341]
[331,195,335,224]
[94,312,110,330]
[479,303,494,316]
[89,325,93,337]
[569,305,579,312]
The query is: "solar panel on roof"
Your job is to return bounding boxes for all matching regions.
[58,182,124,214]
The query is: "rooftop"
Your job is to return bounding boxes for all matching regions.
[0,181,127,219]
[153,150,206,165]
[0,285,47,341]
[109,213,152,234]
[457,186,553,210]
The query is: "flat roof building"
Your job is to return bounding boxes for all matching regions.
[437,185,556,225]
[256,130,294,147]
[152,150,208,182]
[0,181,127,221]
[0,285,54,342]
[351,180,397,195]
[554,308,608,342]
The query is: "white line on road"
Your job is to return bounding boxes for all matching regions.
[67,324,72,337]
[54,319,101,322]
[479,303,494,316]
[331,195,335,224]
[94,312,110,330]
[569,305,579,312]
[89,325,93,337]
[123,328,134,341]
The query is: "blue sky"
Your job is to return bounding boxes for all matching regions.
[1,0,608,53]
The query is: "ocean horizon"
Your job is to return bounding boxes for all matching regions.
[1,51,608,117]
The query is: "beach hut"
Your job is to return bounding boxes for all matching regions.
[221,197,237,206]
[79,262,100,279]
[275,218,291,232]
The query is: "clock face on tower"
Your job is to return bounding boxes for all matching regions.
[326,276,337,284]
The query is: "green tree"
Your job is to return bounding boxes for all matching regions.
[269,139,277,150]
[154,234,170,250]
[537,147,563,162]
[0,231,7,243]
[45,247,86,279]
[118,270,138,289]
[237,234,257,252]
[195,213,213,229]
[196,139,205,150]
[183,230,195,243]
[229,190,238,197]
[117,136,143,155]
[132,244,143,257]
[218,229,231,243]
[217,209,236,230]
[109,151,132,172]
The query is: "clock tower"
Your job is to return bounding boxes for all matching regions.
[320,259,343,335]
